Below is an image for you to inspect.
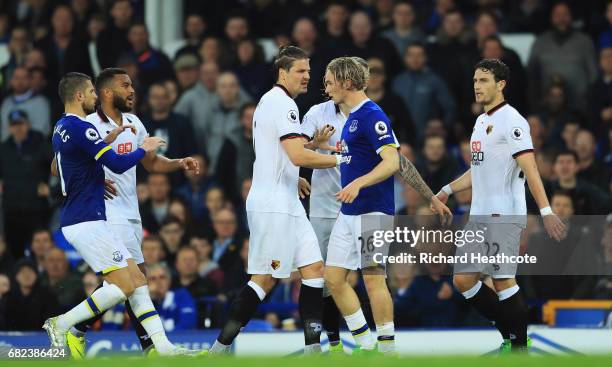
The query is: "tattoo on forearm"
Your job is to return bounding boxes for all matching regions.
[398,153,434,200]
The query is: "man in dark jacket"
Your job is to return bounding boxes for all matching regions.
[0,110,52,258]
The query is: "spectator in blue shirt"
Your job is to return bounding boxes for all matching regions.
[148,263,197,331]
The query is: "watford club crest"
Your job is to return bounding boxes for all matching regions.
[486,125,493,135]
[271,260,280,270]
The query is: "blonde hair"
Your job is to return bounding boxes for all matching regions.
[326,56,370,91]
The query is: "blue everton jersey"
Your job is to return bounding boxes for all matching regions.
[339,100,399,215]
[52,114,110,227]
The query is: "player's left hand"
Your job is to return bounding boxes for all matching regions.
[179,157,200,174]
[430,195,453,226]
[543,213,567,242]
[336,180,361,203]
[104,179,118,200]
[298,177,311,199]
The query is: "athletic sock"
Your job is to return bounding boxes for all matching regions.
[125,298,153,351]
[127,285,174,354]
[322,295,341,346]
[462,281,509,340]
[299,278,324,354]
[497,285,528,348]
[344,309,376,350]
[376,322,395,354]
[214,281,266,351]
[73,283,104,334]
[57,283,126,331]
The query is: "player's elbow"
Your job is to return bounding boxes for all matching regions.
[287,150,306,167]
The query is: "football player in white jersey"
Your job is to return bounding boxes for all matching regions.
[436,59,566,353]
[61,68,199,357]
[208,46,343,355]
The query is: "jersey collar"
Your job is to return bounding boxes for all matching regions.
[486,101,507,116]
[350,98,370,113]
[274,84,292,98]
[64,113,87,121]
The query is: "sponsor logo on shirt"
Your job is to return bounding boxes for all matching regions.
[511,127,523,140]
[471,140,484,166]
[486,125,493,135]
[271,260,280,270]
[349,120,358,133]
[85,128,100,141]
[287,110,298,123]
[112,251,124,263]
[374,121,388,135]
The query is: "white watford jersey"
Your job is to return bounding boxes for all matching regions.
[86,110,148,223]
[469,102,533,221]
[246,85,305,216]
[301,100,346,218]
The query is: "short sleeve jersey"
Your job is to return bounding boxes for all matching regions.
[339,99,399,216]
[469,102,534,221]
[52,114,112,227]
[86,110,148,223]
[301,100,346,218]
[246,85,306,216]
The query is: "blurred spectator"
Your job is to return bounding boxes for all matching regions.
[575,129,610,191]
[0,273,9,297]
[537,80,574,148]
[142,235,166,266]
[232,38,269,101]
[141,82,197,186]
[175,61,220,145]
[599,2,612,49]
[528,2,598,111]
[223,13,251,66]
[541,150,612,215]
[593,221,612,299]
[382,1,425,59]
[169,197,191,231]
[415,135,459,193]
[12,0,54,41]
[198,36,230,69]
[190,235,224,289]
[176,155,216,223]
[396,183,424,216]
[40,247,84,310]
[173,246,217,305]
[0,109,52,258]
[365,57,415,146]
[34,5,92,87]
[421,0,456,35]
[291,17,329,113]
[163,79,179,107]
[0,236,13,275]
[148,263,197,331]
[373,0,394,32]
[27,229,54,273]
[320,1,351,53]
[0,26,30,94]
[173,14,207,59]
[86,13,106,76]
[1,67,51,139]
[174,54,200,94]
[346,11,402,78]
[4,259,58,330]
[211,208,242,271]
[158,216,186,265]
[204,187,229,234]
[140,173,172,233]
[96,0,133,69]
[394,263,465,327]
[507,0,548,34]
[392,43,455,140]
[480,35,528,114]
[24,48,46,69]
[127,22,174,90]
[202,72,252,174]
[217,102,256,200]
[588,47,612,134]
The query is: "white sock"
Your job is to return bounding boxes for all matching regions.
[210,340,231,354]
[247,280,266,301]
[128,285,174,354]
[376,322,395,354]
[497,284,520,301]
[461,281,482,299]
[57,283,126,330]
[344,309,375,350]
[69,327,85,338]
[304,343,322,354]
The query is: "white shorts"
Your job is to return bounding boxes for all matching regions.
[62,220,132,275]
[108,220,144,264]
[311,217,337,262]
[327,212,391,270]
[247,211,322,279]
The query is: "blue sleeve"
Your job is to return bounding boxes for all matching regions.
[363,111,399,154]
[175,289,197,330]
[71,121,146,174]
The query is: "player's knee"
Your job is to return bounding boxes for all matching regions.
[363,274,387,295]
[301,261,324,278]
[453,275,475,293]
[323,271,344,293]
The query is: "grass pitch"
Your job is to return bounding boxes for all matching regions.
[3,355,612,367]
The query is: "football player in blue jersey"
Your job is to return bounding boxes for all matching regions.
[321,57,400,355]
[43,72,184,356]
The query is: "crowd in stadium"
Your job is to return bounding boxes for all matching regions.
[0,0,611,332]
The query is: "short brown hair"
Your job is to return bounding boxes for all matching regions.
[273,46,308,81]
[58,72,91,104]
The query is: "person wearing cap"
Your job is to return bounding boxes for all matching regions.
[0,109,53,258]
[174,53,201,93]
[3,258,59,330]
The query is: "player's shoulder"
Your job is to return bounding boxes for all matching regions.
[123,112,147,128]
[360,101,389,124]
[305,100,335,119]
[498,103,528,127]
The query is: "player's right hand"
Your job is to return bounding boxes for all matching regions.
[430,195,453,226]
[435,190,449,204]
[141,136,166,152]
[104,125,131,144]
[104,179,118,200]
[298,177,311,199]
[543,213,567,242]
